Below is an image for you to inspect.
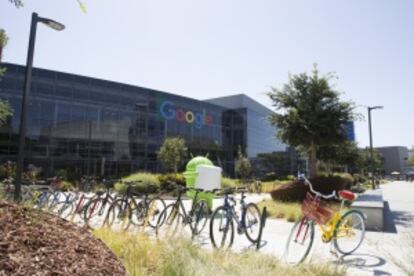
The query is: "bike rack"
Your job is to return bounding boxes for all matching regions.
[256,206,267,250]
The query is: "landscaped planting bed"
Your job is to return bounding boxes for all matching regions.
[0,200,126,275]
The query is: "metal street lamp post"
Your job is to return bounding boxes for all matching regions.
[368,105,383,190]
[14,13,65,201]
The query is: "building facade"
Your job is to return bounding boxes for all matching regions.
[0,63,291,178]
[376,146,409,175]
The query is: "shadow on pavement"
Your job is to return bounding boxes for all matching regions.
[383,201,414,233]
[334,253,389,274]
[245,239,268,251]
[391,210,414,228]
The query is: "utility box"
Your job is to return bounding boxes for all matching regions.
[195,165,221,191]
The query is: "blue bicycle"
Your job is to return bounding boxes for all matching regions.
[209,187,261,249]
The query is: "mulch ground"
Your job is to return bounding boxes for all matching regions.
[0,201,127,275]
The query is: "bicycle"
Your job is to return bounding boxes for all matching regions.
[82,180,117,226]
[156,185,210,239]
[103,181,165,231]
[284,173,366,264]
[51,191,79,219]
[209,187,261,249]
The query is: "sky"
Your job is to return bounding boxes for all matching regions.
[1,0,413,148]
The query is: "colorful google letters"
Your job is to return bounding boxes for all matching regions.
[159,100,213,129]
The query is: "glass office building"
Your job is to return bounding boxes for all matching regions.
[0,63,291,178]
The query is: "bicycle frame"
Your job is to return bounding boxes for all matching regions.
[318,211,341,242]
[222,193,248,231]
[171,189,199,230]
[88,190,114,216]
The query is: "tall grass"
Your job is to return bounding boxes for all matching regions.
[94,228,345,276]
[260,181,289,193]
[258,199,302,222]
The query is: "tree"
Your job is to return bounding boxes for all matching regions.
[0,29,8,75]
[0,29,13,125]
[158,137,187,173]
[235,146,251,183]
[0,100,12,126]
[267,65,356,177]
[7,0,87,12]
[408,146,414,167]
[8,0,23,8]
[318,141,361,173]
[355,147,384,174]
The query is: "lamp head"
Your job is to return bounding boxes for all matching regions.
[38,17,65,31]
[369,106,384,110]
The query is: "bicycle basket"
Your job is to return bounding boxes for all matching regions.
[301,192,334,224]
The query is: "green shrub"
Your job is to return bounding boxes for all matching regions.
[54,169,68,179]
[286,175,296,181]
[0,161,16,179]
[61,180,76,191]
[115,172,160,194]
[114,182,128,194]
[261,172,278,182]
[158,173,185,191]
[221,177,238,188]
[333,173,354,187]
[353,173,368,184]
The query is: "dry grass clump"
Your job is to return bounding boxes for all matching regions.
[258,199,302,222]
[94,228,345,276]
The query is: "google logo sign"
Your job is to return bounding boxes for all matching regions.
[159,100,214,129]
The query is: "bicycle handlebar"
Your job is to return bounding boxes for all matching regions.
[298,174,336,199]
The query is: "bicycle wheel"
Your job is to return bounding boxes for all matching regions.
[52,201,74,219]
[333,209,366,255]
[156,203,183,239]
[244,202,261,243]
[47,192,63,211]
[102,199,130,230]
[146,197,167,229]
[129,200,146,227]
[209,206,234,249]
[83,198,103,226]
[284,217,315,264]
[35,191,53,210]
[191,199,210,236]
[102,200,120,228]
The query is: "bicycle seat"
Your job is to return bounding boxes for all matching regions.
[194,188,204,193]
[338,190,357,201]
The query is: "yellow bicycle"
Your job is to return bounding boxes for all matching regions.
[284,174,366,264]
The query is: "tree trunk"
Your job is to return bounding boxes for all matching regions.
[309,145,318,178]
